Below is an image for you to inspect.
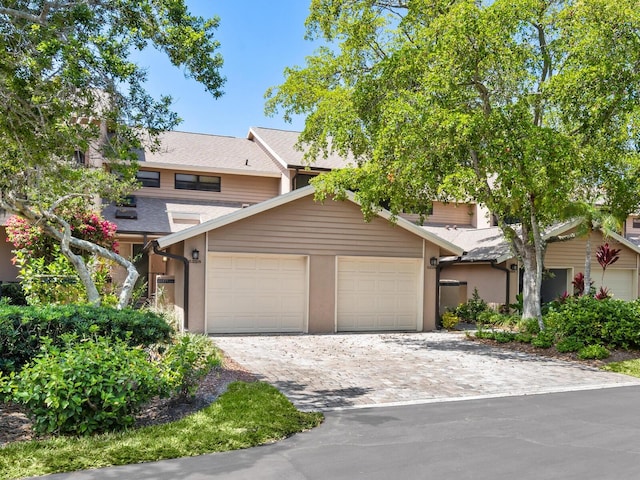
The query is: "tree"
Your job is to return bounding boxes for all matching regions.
[266,0,640,326]
[0,1,225,308]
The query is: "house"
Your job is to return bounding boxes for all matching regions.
[2,126,640,332]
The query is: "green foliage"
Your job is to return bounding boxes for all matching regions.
[162,333,222,399]
[578,344,610,360]
[8,336,166,435]
[0,305,172,373]
[267,0,640,322]
[0,382,323,479]
[441,311,459,330]
[556,336,585,353]
[603,359,640,377]
[531,330,555,349]
[455,288,489,323]
[544,296,640,350]
[0,282,26,306]
[518,317,541,335]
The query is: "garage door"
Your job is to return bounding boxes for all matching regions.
[207,253,307,333]
[599,269,635,301]
[337,257,421,332]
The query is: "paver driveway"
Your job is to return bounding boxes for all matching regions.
[212,332,640,411]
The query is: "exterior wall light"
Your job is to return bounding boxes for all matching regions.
[191,249,200,261]
[429,256,439,267]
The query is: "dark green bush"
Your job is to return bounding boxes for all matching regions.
[0,282,27,305]
[544,296,640,350]
[0,305,172,372]
[8,336,166,435]
[531,330,555,348]
[556,336,584,353]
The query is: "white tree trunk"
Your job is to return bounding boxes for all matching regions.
[584,229,592,296]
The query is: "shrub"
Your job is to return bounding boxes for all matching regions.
[556,336,584,353]
[9,336,166,435]
[0,305,173,372]
[578,344,610,360]
[162,333,222,399]
[518,317,541,335]
[531,330,555,348]
[456,288,489,323]
[543,296,640,350]
[441,311,459,330]
[0,282,27,306]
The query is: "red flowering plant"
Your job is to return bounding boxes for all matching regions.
[571,272,594,297]
[6,208,120,305]
[594,243,621,299]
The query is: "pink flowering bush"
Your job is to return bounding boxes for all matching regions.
[5,209,120,305]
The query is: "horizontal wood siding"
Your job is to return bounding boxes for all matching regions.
[626,216,640,236]
[209,196,424,257]
[134,168,279,204]
[401,202,474,226]
[545,230,637,270]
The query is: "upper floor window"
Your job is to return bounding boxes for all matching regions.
[632,218,640,229]
[137,170,160,188]
[175,173,221,192]
[73,150,85,165]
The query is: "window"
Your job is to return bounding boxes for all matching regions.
[633,218,640,229]
[136,170,160,188]
[175,173,221,192]
[293,173,316,190]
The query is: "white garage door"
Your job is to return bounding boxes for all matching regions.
[599,269,636,301]
[207,253,307,333]
[337,257,421,332]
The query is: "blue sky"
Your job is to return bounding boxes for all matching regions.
[136,1,317,138]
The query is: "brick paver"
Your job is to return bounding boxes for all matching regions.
[212,332,640,411]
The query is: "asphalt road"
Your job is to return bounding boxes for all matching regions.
[43,385,640,480]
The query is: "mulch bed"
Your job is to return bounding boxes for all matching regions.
[0,353,256,446]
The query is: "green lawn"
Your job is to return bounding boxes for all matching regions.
[602,359,640,378]
[0,382,323,480]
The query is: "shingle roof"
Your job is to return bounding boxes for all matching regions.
[138,131,281,176]
[248,127,354,170]
[102,197,242,235]
[423,226,513,262]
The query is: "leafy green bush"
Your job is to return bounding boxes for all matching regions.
[531,330,555,348]
[441,311,459,330]
[0,282,27,305]
[8,336,166,435]
[556,336,584,353]
[162,333,222,399]
[456,288,489,323]
[518,317,541,335]
[0,305,172,372]
[544,296,640,349]
[578,344,610,360]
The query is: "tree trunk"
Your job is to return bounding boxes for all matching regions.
[57,220,101,305]
[584,228,592,296]
[520,244,543,327]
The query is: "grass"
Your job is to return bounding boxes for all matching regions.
[602,359,640,378]
[0,382,324,480]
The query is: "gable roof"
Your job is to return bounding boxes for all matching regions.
[137,130,281,177]
[156,185,465,256]
[248,127,354,170]
[426,219,640,264]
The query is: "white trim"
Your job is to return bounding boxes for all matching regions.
[248,127,289,169]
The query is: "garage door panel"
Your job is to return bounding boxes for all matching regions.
[208,254,307,333]
[600,269,635,301]
[337,257,421,332]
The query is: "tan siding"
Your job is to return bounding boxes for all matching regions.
[546,230,637,270]
[626,216,640,236]
[442,264,511,305]
[134,168,280,204]
[401,202,475,226]
[209,195,424,257]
